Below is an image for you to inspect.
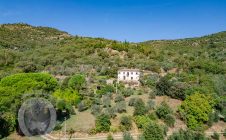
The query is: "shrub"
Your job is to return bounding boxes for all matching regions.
[120,115,132,131]
[103,107,117,118]
[121,88,134,97]
[103,95,111,108]
[53,89,81,106]
[77,101,88,112]
[134,115,151,129]
[146,100,155,110]
[0,112,16,139]
[149,90,156,99]
[143,122,164,140]
[168,129,208,140]
[147,112,158,121]
[155,75,187,100]
[68,74,85,91]
[128,97,143,106]
[128,98,136,106]
[156,101,173,119]
[123,131,134,140]
[133,99,147,116]
[164,114,175,127]
[211,132,220,140]
[95,114,111,132]
[114,94,125,102]
[107,133,114,140]
[91,104,102,116]
[178,93,216,130]
[115,101,126,113]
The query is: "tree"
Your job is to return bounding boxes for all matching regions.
[68,74,85,91]
[91,104,102,116]
[120,115,132,131]
[0,112,16,139]
[115,101,126,113]
[133,99,147,116]
[164,114,175,127]
[156,101,173,119]
[146,100,155,110]
[53,89,81,106]
[134,115,151,129]
[114,94,125,102]
[95,114,111,132]
[179,93,216,130]
[103,95,111,108]
[107,133,114,140]
[143,122,164,140]
[123,131,134,140]
[168,129,208,140]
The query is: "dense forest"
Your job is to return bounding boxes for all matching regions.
[0,23,225,139]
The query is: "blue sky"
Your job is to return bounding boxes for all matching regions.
[0,0,226,42]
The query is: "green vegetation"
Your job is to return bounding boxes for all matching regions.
[120,115,132,131]
[143,122,164,140]
[0,23,226,139]
[179,93,216,130]
[95,114,111,132]
[168,129,209,140]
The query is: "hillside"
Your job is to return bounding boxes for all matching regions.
[0,23,226,140]
[0,23,225,78]
[0,23,70,50]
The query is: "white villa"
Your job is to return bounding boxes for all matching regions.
[117,69,141,86]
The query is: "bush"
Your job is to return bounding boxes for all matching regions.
[128,98,137,106]
[146,100,155,110]
[91,104,102,116]
[156,101,173,119]
[95,114,111,132]
[134,115,151,129]
[149,90,156,99]
[211,132,220,140]
[68,74,86,91]
[120,115,132,131]
[178,93,216,130]
[164,114,175,127]
[114,94,125,102]
[155,75,187,100]
[207,111,219,127]
[107,133,114,140]
[123,131,134,140]
[0,112,16,139]
[121,88,134,97]
[168,129,208,140]
[133,99,147,116]
[103,95,111,108]
[53,89,81,106]
[147,112,158,121]
[115,101,126,113]
[103,107,117,118]
[77,101,88,112]
[143,122,164,140]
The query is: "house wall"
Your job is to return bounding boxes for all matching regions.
[118,71,140,82]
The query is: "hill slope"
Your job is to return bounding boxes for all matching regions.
[0,23,225,78]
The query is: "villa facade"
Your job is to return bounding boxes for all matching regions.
[117,69,141,86]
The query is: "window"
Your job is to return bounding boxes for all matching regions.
[131,77,133,80]
[127,72,129,77]
[123,76,126,80]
